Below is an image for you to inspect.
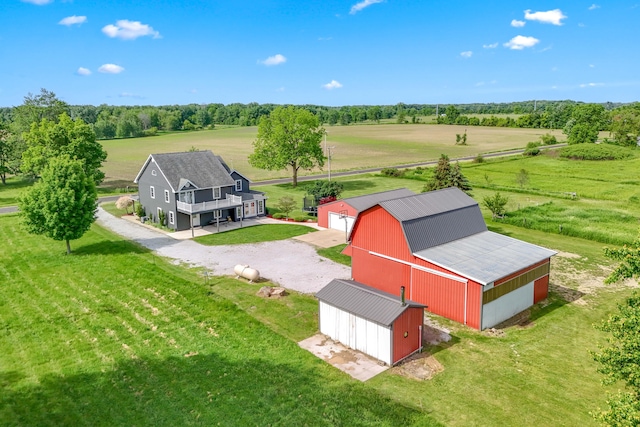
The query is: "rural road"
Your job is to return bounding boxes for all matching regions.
[0,144,565,214]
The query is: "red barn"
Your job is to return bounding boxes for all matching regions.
[347,187,556,330]
[317,188,415,233]
[316,279,425,365]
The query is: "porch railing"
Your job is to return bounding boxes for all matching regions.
[176,194,242,214]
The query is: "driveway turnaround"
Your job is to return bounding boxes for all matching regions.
[95,208,351,294]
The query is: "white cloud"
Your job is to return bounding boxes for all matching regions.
[511,19,526,27]
[323,80,343,90]
[350,0,383,15]
[460,51,472,58]
[504,35,540,50]
[588,4,600,10]
[589,64,595,68]
[524,9,567,25]
[580,82,604,88]
[76,67,91,76]
[59,15,87,26]
[276,87,285,92]
[318,37,333,41]
[98,64,124,74]
[102,20,160,40]
[119,92,143,98]
[259,54,287,66]
[483,42,498,49]
[21,0,52,5]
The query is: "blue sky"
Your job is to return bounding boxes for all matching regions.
[1,1,639,107]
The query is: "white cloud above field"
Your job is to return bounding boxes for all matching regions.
[350,0,383,15]
[524,9,567,25]
[580,82,604,88]
[504,35,540,50]
[98,64,124,74]
[588,4,600,10]
[460,51,472,58]
[59,16,87,26]
[21,0,52,5]
[511,19,525,27]
[323,80,343,90]
[259,54,287,66]
[102,20,161,40]
[76,67,91,76]
[483,42,498,49]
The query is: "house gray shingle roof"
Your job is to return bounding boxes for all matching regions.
[316,279,425,327]
[342,188,416,212]
[414,230,557,285]
[149,151,236,191]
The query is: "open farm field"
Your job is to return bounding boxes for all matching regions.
[0,212,636,426]
[99,124,565,187]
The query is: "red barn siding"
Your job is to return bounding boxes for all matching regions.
[494,259,550,286]
[465,281,483,330]
[351,207,414,261]
[534,275,549,303]
[411,269,466,324]
[351,247,410,296]
[392,307,424,364]
[318,201,358,228]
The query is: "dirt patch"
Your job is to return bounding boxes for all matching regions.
[392,352,444,380]
[327,349,359,365]
[423,316,451,345]
[492,309,533,330]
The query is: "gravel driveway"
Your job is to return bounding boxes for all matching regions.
[95,208,351,293]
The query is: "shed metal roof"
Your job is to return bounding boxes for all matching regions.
[316,279,425,327]
[144,151,236,192]
[413,230,557,285]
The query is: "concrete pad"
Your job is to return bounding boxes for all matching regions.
[293,228,348,248]
[298,334,388,381]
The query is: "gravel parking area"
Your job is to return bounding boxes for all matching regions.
[95,208,351,293]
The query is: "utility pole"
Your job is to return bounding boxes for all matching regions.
[327,146,335,181]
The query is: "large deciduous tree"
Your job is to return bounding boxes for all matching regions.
[19,156,97,254]
[0,128,22,184]
[563,103,607,144]
[249,106,324,187]
[591,235,640,425]
[22,113,107,185]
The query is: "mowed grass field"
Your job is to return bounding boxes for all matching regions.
[99,124,565,186]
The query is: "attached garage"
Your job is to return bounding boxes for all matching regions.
[318,188,415,233]
[316,279,425,366]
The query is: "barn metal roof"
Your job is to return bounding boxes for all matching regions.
[343,188,416,212]
[136,151,236,192]
[316,279,425,327]
[380,187,477,222]
[413,230,557,285]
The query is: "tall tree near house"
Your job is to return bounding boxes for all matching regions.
[11,88,70,135]
[448,161,472,195]
[21,113,107,185]
[19,156,97,255]
[249,106,324,187]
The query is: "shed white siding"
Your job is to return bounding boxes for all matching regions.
[319,301,392,365]
[482,281,534,329]
[328,212,356,233]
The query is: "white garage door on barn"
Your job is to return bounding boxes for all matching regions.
[328,212,355,233]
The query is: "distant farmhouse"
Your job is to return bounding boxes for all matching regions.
[134,151,267,232]
[337,187,556,330]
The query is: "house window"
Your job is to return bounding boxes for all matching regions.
[236,207,242,219]
[214,209,222,219]
[235,180,242,191]
[164,190,170,203]
[258,200,264,214]
[213,187,221,199]
[169,211,175,225]
[150,186,155,199]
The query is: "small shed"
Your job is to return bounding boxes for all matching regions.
[316,279,425,366]
[317,188,415,233]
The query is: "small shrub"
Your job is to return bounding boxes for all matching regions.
[523,141,541,156]
[115,196,134,213]
[306,180,344,201]
[136,204,146,218]
[143,127,158,137]
[473,154,485,163]
[540,133,557,145]
[158,210,167,226]
[381,167,405,177]
[319,196,337,205]
[559,144,634,160]
[272,213,286,219]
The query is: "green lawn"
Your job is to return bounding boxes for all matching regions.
[0,176,32,207]
[0,214,436,426]
[194,224,316,245]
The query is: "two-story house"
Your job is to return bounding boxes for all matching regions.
[134,151,267,232]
